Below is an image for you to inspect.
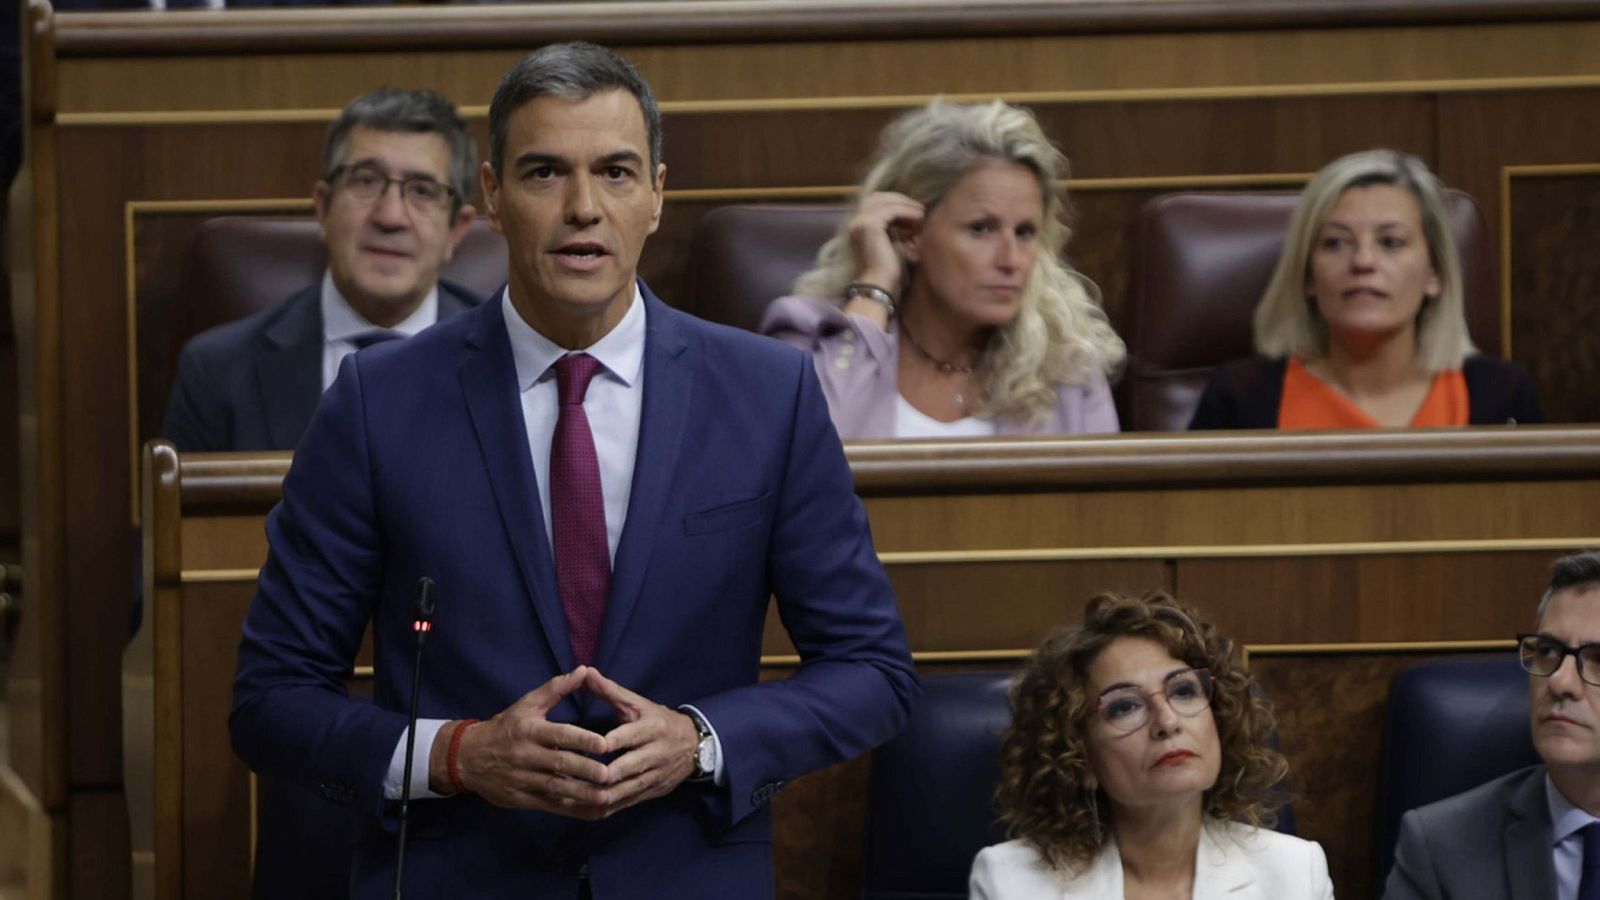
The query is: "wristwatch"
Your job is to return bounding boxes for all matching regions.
[687,708,718,782]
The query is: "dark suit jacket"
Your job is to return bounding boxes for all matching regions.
[161,279,482,452]
[1188,353,1544,430]
[229,284,919,899]
[1383,764,1556,900]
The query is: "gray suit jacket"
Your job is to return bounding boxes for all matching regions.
[1384,764,1556,900]
[162,279,481,451]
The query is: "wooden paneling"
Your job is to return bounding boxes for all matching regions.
[1251,649,1455,900]
[142,434,1600,900]
[1505,170,1600,424]
[1176,551,1550,644]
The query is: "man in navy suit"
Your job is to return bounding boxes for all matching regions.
[162,87,482,452]
[230,42,918,899]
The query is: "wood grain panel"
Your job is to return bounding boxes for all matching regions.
[1506,171,1600,424]
[863,481,1600,553]
[1175,551,1552,644]
[51,17,1600,115]
[177,583,254,900]
[1251,650,1477,900]
[66,790,130,900]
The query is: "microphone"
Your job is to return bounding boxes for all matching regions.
[393,576,436,900]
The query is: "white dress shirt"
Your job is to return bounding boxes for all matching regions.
[319,272,439,391]
[385,284,722,800]
[1548,774,1600,900]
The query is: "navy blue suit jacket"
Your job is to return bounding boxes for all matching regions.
[230,284,918,898]
[161,279,482,452]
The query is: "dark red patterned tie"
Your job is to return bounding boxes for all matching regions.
[550,354,610,666]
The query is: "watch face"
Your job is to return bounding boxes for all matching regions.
[696,737,715,775]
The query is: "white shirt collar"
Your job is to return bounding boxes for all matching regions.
[1548,771,1600,846]
[319,271,439,344]
[502,282,646,392]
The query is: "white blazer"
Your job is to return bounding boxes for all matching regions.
[969,819,1335,900]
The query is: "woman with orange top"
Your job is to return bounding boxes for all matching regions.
[1188,150,1540,430]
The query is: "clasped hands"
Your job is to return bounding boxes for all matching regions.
[428,666,700,820]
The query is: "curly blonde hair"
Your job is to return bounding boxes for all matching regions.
[994,590,1288,874]
[790,99,1125,428]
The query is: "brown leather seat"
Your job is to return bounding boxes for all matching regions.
[683,204,848,331]
[1124,189,1498,432]
[175,215,508,343]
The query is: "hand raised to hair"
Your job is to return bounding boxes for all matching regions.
[846,192,924,319]
[435,667,613,819]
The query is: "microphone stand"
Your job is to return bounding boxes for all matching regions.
[393,576,436,900]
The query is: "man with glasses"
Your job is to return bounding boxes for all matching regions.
[1385,550,1600,900]
[162,87,482,452]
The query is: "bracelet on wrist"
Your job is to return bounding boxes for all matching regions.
[843,282,896,315]
[446,719,480,795]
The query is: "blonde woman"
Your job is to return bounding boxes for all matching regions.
[1189,150,1540,429]
[760,100,1124,439]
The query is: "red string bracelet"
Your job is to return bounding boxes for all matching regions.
[447,719,480,795]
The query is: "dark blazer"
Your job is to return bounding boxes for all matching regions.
[229,284,919,899]
[1383,764,1556,900]
[161,279,482,452]
[1188,353,1544,430]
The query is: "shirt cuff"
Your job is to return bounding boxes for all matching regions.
[679,704,727,786]
[383,718,450,801]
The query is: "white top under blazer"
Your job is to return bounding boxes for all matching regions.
[969,818,1335,900]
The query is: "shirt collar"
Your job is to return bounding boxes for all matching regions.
[502,281,647,393]
[1548,771,1600,845]
[319,270,439,343]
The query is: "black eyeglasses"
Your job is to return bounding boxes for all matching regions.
[1517,632,1600,687]
[327,163,457,214]
[1094,667,1215,735]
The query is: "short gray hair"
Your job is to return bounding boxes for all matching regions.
[1536,551,1600,625]
[1252,149,1474,372]
[487,42,662,176]
[322,87,477,219]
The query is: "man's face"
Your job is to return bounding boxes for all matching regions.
[1530,585,1600,774]
[480,90,664,342]
[313,125,473,327]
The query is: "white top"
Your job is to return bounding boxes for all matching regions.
[318,271,439,391]
[969,819,1335,900]
[893,394,999,439]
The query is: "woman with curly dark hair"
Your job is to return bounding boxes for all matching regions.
[970,590,1334,899]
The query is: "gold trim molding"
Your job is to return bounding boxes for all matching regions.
[1500,161,1600,361]
[176,536,1600,584]
[56,74,1600,129]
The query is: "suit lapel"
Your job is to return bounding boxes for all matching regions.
[1192,821,1257,900]
[458,300,575,672]
[1505,768,1557,900]
[256,287,324,449]
[592,287,692,671]
[437,280,478,319]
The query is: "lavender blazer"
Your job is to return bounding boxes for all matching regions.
[760,295,1119,440]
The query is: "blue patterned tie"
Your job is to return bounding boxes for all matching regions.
[1580,822,1600,900]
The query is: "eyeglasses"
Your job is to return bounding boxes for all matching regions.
[1094,667,1215,735]
[1518,633,1600,687]
[327,163,457,214]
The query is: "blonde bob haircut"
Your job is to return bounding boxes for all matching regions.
[1252,149,1475,372]
[791,99,1124,427]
